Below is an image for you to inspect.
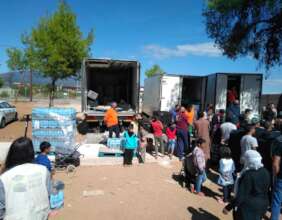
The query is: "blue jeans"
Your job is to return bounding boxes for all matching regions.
[271,178,282,220]
[195,170,207,193]
[168,139,176,154]
[176,129,189,159]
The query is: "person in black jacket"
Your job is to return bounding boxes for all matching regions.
[223,150,270,220]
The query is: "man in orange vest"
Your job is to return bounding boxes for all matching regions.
[104,102,120,138]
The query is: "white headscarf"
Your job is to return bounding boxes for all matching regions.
[234,150,263,196]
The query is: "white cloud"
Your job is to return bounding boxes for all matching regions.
[263,79,282,86]
[143,42,222,59]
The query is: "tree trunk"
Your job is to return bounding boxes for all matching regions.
[49,79,56,107]
[29,69,33,102]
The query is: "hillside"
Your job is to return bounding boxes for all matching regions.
[0,71,80,88]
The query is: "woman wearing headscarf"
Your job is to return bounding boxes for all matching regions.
[223,150,270,220]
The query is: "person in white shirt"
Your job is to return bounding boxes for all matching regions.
[217,147,235,204]
[0,137,51,220]
[240,125,258,164]
[220,118,237,143]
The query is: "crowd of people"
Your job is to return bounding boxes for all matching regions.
[103,98,281,220]
[140,100,282,220]
[0,99,281,220]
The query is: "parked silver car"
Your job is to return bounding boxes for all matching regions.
[0,101,18,128]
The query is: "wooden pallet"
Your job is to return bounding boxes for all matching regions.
[99,151,123,157]
[98,146,123,157]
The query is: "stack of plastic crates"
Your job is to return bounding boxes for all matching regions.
[32,108,76,154]
[107,138,124,149]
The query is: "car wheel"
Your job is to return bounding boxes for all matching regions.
[14,113,18,121]
[0,118,6,128]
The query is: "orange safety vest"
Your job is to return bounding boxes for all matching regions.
[186,109,194,125]
[104,108,118,127]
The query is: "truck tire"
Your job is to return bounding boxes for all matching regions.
[0,118,6,128]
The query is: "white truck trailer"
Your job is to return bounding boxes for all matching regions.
[143,73,263,116]
[206,73,263,115]
[81,58,140,125]
[142,74,206,116]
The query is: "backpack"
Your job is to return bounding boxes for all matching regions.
[184,153,197,176]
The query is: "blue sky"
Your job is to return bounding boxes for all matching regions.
[0,0,281,94]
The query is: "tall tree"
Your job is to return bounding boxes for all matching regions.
[145,64,165,78]
[22,34,37,102]
[6,48,26,101]
[30,1,94,106]
[6,39,36,102]
[204,0,282,71]
[6,48,26,73]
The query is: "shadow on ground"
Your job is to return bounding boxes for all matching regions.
[171,172,222,200]
[172,173,186,188]
[207,168,219,184]
[202,185,221,200]
[187,207,220,220]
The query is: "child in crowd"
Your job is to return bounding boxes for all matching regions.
[217,146,235,204]
[192,138,207,196]
[151,116,164,159]
[166,123,177,159]
[123,124,139,166]
[35,141,52,172]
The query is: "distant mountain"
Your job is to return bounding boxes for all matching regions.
[0,71,80,88]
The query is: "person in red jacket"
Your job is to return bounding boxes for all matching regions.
[166,123,177,159]
[151,116,164,159]
[227,86,238,104]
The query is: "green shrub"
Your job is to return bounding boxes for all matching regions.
[0,91,9,98]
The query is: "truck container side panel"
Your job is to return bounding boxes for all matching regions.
[160,76,181,112]
[205,75,216,109]
[81,60,86,112]
[134,63,140,112]
[240,75,262,115]
[128,62,139,112]
[215,74,228,111]
[143,75,161,116]
[200,78,207,111]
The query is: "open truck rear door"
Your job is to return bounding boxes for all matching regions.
[215,74,228,111]
[160,75,181,112]
[240,74,262,115]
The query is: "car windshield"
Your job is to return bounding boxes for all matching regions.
[0,103,5,108]
[0,102,11,108]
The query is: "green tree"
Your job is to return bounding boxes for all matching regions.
[145,64,165,78]
[204,0,282,71]
[0,76,4,88]
[21,34,38,101]
[6,48,26,102]
[6,48,26,73]
[30,1,94,106]
[6,35,37,101]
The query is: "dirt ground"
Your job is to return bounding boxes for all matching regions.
[0,100,269,220]
[52,163,233,220]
